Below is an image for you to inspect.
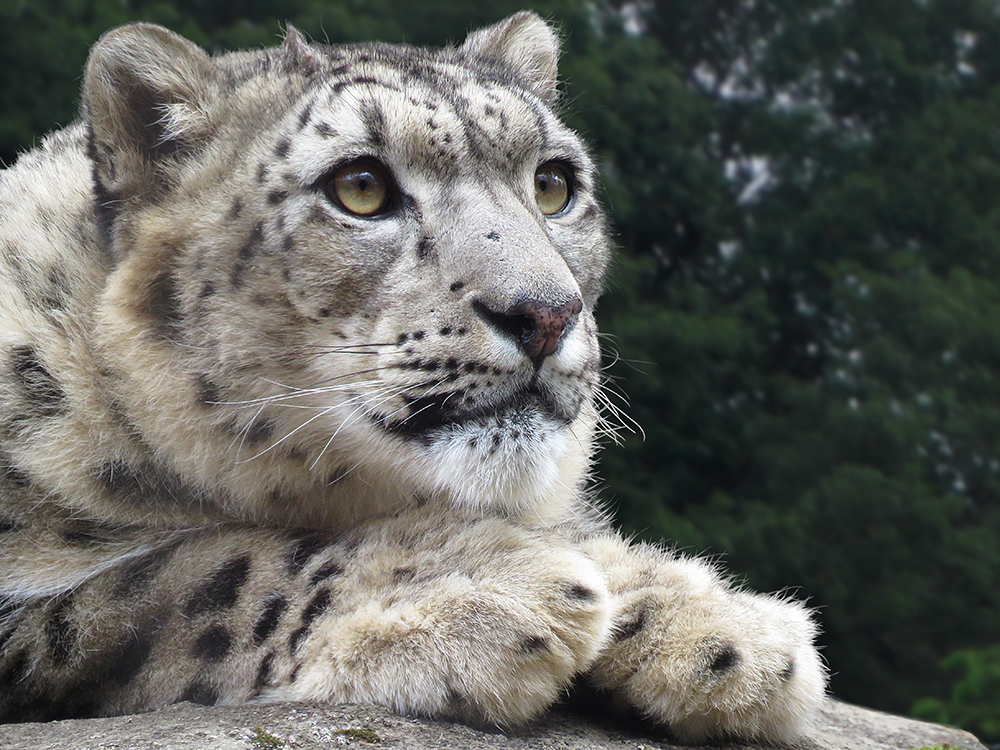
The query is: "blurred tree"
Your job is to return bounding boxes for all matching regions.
[590,0,1000,734]
[0,0,563,163]
[913,645,1000,741]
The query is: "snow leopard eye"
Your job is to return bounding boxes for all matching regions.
[535,162,573,216]
[326,157,392,217]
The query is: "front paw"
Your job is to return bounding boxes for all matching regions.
[270,521,613,728]
[591,584,826,743]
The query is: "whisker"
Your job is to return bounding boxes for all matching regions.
[306,381,422,471]
[592,378,644,442]
[237,383,406,464]
[393,391,447,427]
[237,405,338,464]
[299,341,398,350]
[600,342,654,374]
[349,380,427,426]
[216,369,398,408]
[226,403,268,454]
[327,462,360,486]
[307,404,377,471]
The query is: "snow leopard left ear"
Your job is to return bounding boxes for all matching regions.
[84,23,221,200]
[461,11,561,104]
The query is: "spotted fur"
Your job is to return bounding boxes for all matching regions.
[0,12,826,742]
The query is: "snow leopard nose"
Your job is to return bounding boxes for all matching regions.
[475,296,583,367]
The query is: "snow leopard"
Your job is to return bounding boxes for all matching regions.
[0,11,826,743]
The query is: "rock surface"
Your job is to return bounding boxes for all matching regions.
[0,699,985,750]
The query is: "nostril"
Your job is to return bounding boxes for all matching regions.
[473,296,583,367]
[472,300,534,347]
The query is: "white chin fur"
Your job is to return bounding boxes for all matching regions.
[423,418,570,514]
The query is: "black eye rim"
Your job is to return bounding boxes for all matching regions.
[534,160,577,217]
[319,156,399,219]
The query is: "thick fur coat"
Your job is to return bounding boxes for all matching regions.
[0,12,825,742]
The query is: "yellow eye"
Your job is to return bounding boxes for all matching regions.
[534,162,572,216]
[327,158,391,216]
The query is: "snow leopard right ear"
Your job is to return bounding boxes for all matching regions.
[84,23,221,198]
[461,11,561,105]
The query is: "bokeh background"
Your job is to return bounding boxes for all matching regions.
[2,0,998,742]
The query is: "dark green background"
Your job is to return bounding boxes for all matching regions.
[3,0,998,742]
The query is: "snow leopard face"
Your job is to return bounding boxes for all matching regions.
[84,14,610,525]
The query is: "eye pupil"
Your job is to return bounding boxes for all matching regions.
[327,158,391,216]
[534,162,571,216]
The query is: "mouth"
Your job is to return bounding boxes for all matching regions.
[379,383,576,440]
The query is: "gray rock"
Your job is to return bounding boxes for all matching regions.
[0,699,985,750]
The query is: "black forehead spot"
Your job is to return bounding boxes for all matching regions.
[417,236,436,260]
[239,222,265,260]
[226,197,243,221]
[297,101,314,130]
[360,99,387,148]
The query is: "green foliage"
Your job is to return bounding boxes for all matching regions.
[913,645,1000,741]
[0,0,583,164]
[589,1,1000,739]
[3,0,999,742]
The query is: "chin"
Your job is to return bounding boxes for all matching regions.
[418,412,576,515]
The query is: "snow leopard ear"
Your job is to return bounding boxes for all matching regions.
[280,25,323,75]
[84,23,221,198]
[461,11,561,104]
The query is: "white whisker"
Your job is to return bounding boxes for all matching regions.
[306,382,418,471]
[236,382,404,464]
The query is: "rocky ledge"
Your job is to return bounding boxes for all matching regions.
[0,699,986,750]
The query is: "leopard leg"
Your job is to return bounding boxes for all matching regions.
[1,509,612,727]
[268,510,613,727]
